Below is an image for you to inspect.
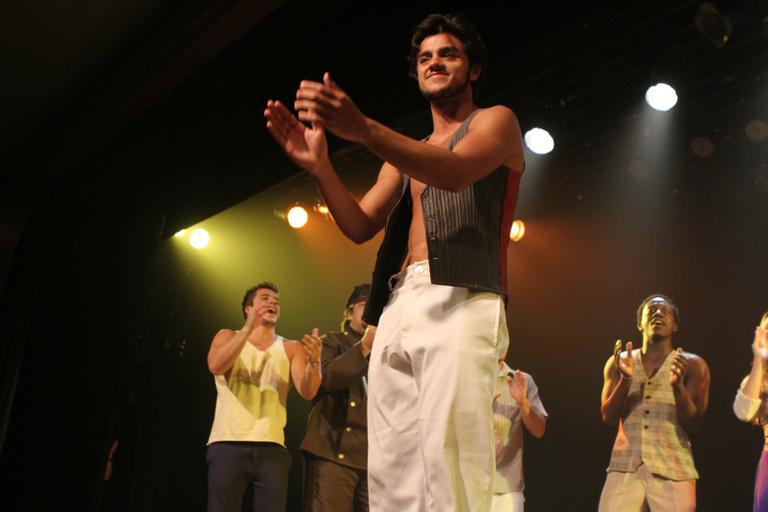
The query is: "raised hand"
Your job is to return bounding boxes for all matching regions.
[753,325,768,361]
[360,325,377,358]
[669,348,688,387]
[294,72,368,142]
[614,339,634,379]
[507,370,528,404]
[264,99,330,175]
[301,328,322,365]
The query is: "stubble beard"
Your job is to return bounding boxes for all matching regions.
[420,72,471,104]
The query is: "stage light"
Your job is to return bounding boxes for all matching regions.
[173,229,186,238]
[287,206,308,229]
[509,219,526,242]
[745,120,768,142]
[189,228,210,249]
[314,201,330,216]
[645,83,677,111]
[690,137,714,158]
[695,2,732,48]
[524,128,554,155]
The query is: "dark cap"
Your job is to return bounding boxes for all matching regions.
[346,284,370,308]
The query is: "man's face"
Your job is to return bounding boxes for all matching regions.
[248,288,280,324]
[348,299,367,332]
[416,32,479,103]
[638,297,677,341]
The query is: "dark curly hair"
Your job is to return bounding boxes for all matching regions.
[241,282,279,319]
[407,13,488,82]
[636,294,680,326]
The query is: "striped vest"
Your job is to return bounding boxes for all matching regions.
[364,109,522,326]
[607,349,699,481]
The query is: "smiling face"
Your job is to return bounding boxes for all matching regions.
[638,296,678,342]
[415,32,480,103]
[247,287,281,325]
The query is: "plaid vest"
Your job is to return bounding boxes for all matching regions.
[607,349,699,481]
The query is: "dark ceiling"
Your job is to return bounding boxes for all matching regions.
[1,0,767,278]
[1,2,767,508]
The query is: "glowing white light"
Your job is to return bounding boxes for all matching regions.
[173,229,186,238]
[189,228,210,249]
[524,128,554,155]
[645,83,678,111]
[509,220,526,242]
[287,206,308,229]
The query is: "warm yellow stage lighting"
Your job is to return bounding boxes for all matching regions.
[287,206,308,229]
[173,229,186,238]
[316,204,330,215]
[189,228,210,249]
[509,220,526,242]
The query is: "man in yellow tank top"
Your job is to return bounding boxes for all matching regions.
[599,294,711,511]
[205,282,323,512]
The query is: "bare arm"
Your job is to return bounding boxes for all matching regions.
[287,330,323,400]
[265,100,401,243]
[313,161,402,243]
[508,371,546,438]
[742,326,768,399]
[600,340,634,426]
[207,307,261,375]
[294,74,524,192]
[670,351,710,433]
[357,106,523,191]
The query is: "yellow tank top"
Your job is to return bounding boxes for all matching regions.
[207,336,290,446]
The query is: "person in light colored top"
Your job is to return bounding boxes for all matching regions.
[599,294,710,512]
[206,282,322,512]
[733,311,768,512]
[491,352,547,511]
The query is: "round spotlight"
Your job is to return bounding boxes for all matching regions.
[287,206,308,229]
[524,128,554,155]
[173,229,186,238]
[645,83,678,111]
[189,228,210,249]
[509,219,526,242]
[690,137,714,158]
[745,120,768,141]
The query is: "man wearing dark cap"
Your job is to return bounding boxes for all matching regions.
[300,284,373,512]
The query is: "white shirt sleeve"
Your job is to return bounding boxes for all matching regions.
[733,388,762,422]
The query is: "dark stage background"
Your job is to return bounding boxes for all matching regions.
[1,1,767,510]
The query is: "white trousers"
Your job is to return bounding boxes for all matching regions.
[367,261,509,512]
[491,492,525,512]
[598,465,696,512]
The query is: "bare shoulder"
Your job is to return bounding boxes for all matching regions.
[211,328,236,346]
[283,338,303,358]
[683,351,710,377]
[473,105,520,127]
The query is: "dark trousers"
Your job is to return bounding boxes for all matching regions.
[207,441,291,512]
[303,453,368,512]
